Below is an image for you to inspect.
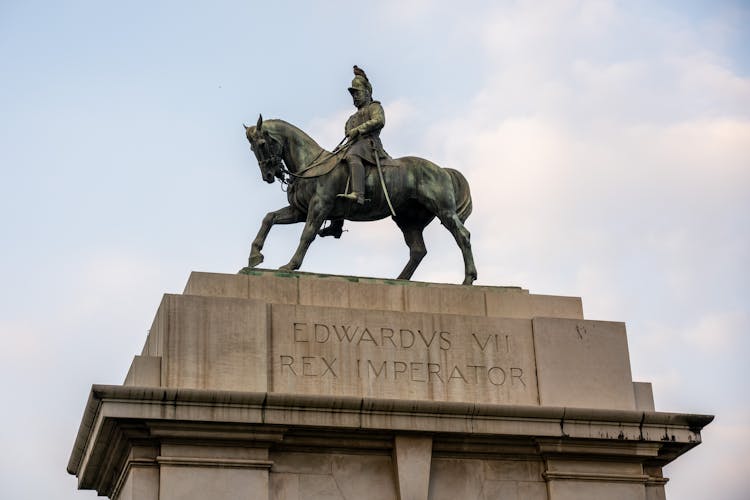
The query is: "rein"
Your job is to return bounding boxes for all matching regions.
[269,134,350,182]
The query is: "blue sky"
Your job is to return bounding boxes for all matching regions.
[1,1,748,498]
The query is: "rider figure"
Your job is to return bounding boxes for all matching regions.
[337,65,389,204]
[320,66,388,238]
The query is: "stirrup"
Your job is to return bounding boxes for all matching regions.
[337,192,365,204]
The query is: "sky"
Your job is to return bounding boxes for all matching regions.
[0,0,748,498]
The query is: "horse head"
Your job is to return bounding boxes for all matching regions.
[245,115,285,184]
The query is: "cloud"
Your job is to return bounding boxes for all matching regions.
[667,412,750,500]
[480,0,617,58]
[0,320,50,367]
[382,97,417,132]
[377,0,440,23]
[306,109,352,151]
[683,310,746,353]
[408,7,750,497]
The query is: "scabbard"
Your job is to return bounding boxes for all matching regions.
[372,139,396,217]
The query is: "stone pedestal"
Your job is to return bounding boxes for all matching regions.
[68,270,712,499]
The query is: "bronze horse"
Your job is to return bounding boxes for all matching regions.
[243,116,477,285]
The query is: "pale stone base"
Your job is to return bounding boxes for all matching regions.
[68,270,712,499]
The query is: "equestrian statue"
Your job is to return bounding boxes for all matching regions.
[242,66,477,285]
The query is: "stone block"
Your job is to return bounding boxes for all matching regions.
[123,355,161,387]
[393,436,432,500]
[428,458,484,500]
[404,284,486,316]
[299,276,351,308]
[546,460,643,475]
[144,294,268,391]
[270,303,538,404]
[270,473,299,500]
[646,485,667,500]
[160,444,269,461]
[247,272,299,304]
[532,318,636,410]
[547,481,645,500]
[645,466,667,500]
[160,466,268,500]
[348,281,405,311]
[634,382,655,411]
[297,474,343,500]
[486,292,583,320]
[271,452,333,475]
[115,465,158,500]
[483,459,544,481]
[482,481,519,500]
[332,455,397,500]
[544,459,647,500]
[184,271,249,298]
[518,481,548,499]
[182,271,584,321]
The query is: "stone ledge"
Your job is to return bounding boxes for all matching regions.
[68,384,713,479]
[182,270,584,320]
[156,457,274,469]
[542,471,650,483]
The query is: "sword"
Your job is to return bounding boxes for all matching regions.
[372,139,396,217]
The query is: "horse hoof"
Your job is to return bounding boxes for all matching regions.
[279,264,295,272]
[248,254,264,268]
[462,275,477,286]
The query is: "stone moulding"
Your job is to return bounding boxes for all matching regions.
[68,272,713,499]
[68,384,712,497]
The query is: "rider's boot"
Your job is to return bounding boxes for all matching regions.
[318,219,345,238]
[337,157,365,204]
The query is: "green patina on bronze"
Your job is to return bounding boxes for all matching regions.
[241,66,477,285]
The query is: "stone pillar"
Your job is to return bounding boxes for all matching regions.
[157,446,272,500]
[645,466,668,500]
[113,445,159,500]
[538,439,659,500]
[543,459,647,500]
[392,435,432,500]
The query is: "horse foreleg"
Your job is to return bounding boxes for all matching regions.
[438,211,477,285]
[279,201,327,272]
[395,222,428,280]
[247,205,305,268]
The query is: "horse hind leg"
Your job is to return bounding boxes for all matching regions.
[394,205,433,280]
[438,210,477,285]
[396,224,428,280]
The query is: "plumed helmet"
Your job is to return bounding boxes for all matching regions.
[348,65,372,95]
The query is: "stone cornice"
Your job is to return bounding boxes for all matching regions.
[69,384,713,480]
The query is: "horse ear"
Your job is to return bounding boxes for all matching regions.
[243,123,249,131]
[257,114,263,131]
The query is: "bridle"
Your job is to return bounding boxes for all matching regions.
[252,131,288,186]
[252,130,350,188]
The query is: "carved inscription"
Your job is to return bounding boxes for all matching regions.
[293,323,452,350]
[352,359,525,386]
[270,305,538,404]
[281,322,526,387]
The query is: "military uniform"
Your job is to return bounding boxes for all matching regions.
[335,66,389,206]
[344,101,389,164]
[321,66,387,235]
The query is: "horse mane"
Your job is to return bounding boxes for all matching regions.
[263,119,327,153]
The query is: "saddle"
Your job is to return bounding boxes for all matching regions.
[295,149,397,178]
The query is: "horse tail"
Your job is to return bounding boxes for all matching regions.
[446,168,473,223]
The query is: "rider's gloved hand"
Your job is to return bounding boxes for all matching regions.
[347,127,360,140]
